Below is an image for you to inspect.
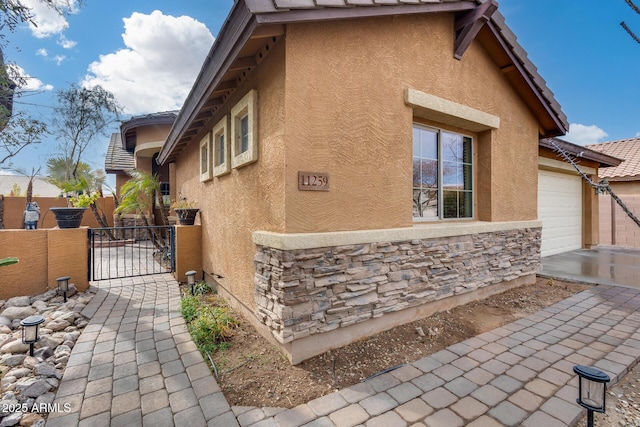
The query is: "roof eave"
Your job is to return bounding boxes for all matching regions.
[539,137,623,168]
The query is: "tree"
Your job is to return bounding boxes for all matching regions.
[51,83,121,181]
[621,0,640,43]
[116,170,169,250]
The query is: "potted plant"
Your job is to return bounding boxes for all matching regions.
[50,192,99,229]
[171,199,199,225]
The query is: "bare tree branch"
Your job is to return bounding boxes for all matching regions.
[621,21,640,43]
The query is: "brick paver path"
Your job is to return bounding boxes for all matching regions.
[44,276,640,427]
[45,274,237,427]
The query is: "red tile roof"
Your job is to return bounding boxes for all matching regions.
[587,138,640,180]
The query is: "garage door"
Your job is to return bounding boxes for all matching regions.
[538,169,582,257]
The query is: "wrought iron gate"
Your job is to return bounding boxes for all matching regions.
[88,226,175,281]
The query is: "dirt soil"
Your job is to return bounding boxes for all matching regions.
[204,277,593,409]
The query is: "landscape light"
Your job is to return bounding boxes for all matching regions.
[56,276,71,302]
[186,270,197,295]
[573,365,610,427]
[20,315,45,357]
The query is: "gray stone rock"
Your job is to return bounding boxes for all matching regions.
[22,357,38,369]
[37,335,63,350]
[7,368,30,379]
[30,290,56,303]
[33,347,51,360]
[2,355,26,367]
[33,363,61,379]
[34,392,54,406]
[0,412,22,427]
[4,296,30,308]
[18,379,52,398]
[0,307,35,321]
[0,325,11,334]
[30,301,48,312]
[43,320,69,332]
[53,345,71,356]
[0,339,30,354]
[0,316,12,327]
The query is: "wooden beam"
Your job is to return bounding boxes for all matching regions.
[202,97,223,111]
[500,64,516,74]
[250,24,285,39]
[454,0,498,60]
[229,56,257,71]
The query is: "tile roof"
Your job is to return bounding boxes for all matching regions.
[587,138,640,180]
[105,133,134,174]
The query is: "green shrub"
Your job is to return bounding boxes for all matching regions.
[193,280,212,296]
[189,306,238,354]
[180,295,200,323]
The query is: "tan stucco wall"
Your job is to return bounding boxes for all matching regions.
[135,124,173,147]
[283,14,540,232]
[2,196,115,229]
[174,225,202,283]
[174,40,286,308]
[599,181,640,247]
[0,227,88,299]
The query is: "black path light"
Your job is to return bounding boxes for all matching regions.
[186,270,197,295]
[573,365,611,427]
[20,315,45,356]
[56,276,71,302]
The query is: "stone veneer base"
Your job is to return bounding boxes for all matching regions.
[252,224,542,364]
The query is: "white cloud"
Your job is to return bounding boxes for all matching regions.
[563,123,609,146]
[36,48,47,57]
[20,0,79,38]
[57,35,77,49]
[53,55,66,65]
[7,64,54,91]
[82,10,214,114]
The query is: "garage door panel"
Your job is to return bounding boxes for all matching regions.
[538,170,582,257]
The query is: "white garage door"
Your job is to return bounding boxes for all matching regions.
[538,169,582,257]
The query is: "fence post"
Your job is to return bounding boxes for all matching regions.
[48,227,89,292]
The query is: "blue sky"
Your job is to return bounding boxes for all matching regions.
[1,0,639,180]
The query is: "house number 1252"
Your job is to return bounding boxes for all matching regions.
[298,172,330,191]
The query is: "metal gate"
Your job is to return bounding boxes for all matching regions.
[88,226,175,281]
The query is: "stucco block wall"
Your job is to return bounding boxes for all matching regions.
[174,225,202,283]
[2,197,115,229]
[599,181,640,247]
[0,227,88,299]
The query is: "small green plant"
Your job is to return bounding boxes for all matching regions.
[0,257,18,268]
[69,191,100,208]
[171,199,197,209]
[193,280,212,296]
[190,306,237,353]
[180,295,200,323]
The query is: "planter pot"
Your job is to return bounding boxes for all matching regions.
[50,207,87,229]
[174,208,199,225]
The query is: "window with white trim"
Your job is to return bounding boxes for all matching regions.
[212,116,230,177]
[231,89,258,168]
[199,132,212,182]
[413,124,473,220]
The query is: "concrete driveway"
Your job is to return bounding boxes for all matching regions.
[539,246,640,289]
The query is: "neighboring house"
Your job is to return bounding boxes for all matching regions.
[587,138,640,248]
[105,111,177,219]
[0,175,60,197]
[538,138,621,257]
[154,0,609,363]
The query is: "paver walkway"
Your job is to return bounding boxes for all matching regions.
[45,274,237,427]
[45,275,640,427]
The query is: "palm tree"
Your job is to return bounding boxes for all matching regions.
[12,166,41,228]
[115,170,169,250]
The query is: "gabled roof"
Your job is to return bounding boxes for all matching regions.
[587,138,640,181]
[105,133,134,174]
[158,0,569,164]
[540,137,622,169]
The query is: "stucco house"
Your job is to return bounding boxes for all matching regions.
[105,111,177,221]
[587,138,640,248]
[155,0,611,363]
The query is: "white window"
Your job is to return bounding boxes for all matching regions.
[231,90,258,168]
[212,116,230,177]
[199,132,212,182]
[413,124,473,220]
